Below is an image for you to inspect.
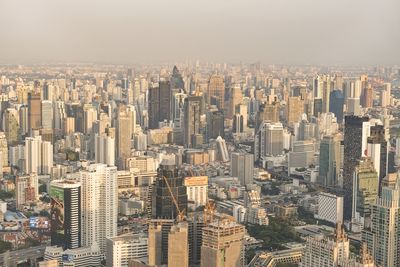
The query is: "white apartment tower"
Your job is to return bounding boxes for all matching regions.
[79,163,118,254]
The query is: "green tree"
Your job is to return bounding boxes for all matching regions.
[0,240,12,253]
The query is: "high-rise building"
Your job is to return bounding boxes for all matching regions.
[316,192,344,224]
[206,110,224,140]
[50,180,81,250]
[184,95,203,148]
[106,233,148,267]
[255,122,284,161]
[257,102,280,125]
[184,176,208,211]
[28,92,42,131]
[227,84,243,119]
[41,141,53,175]
[201,218,245,267]
[0,132,8,167]
[79,163,118,253]
[116,106,132,169]
[3,108,20,144]
[207,74,225,110]
[361,85,373,108]
[318,134,341,187]
[41,100,53,129]
[24,136,42,174]
[231,152,254,186]
[362,175,400,266]
[287,96,304,125]
[154,160,187,219]
[343,116,370,220]
[168,222,189,267]
[95,131,115,167]
[352,158,379,228]
[216,136,229,162]
[366,125,387,194]
[170,66,185,91]
[329,90,344,123]
[148,80,171,129]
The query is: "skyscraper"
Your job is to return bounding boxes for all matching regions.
[318,134,341,187]
[362,175,400,266]
[41,100,53,129]
[206,110,224,140]
[343,116,370,220]
[231,152,254,186]
[95,130,115,167]
[148,80,171,129]
[50,180,81,250]
[255,122,284,161]
[154,160,187,219]
[79,163,118,254]
[287,96,304,125]
[184,95,203,148]
[207,74,225,111]
[28,92,42,131]
[168,222,189,267]
[116,106,132,169]
[329,90,344,123]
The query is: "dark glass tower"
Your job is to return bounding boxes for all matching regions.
[148,80,171,129]
[343,116,369,220]
[329,90,344,122]
[154,161,187,219]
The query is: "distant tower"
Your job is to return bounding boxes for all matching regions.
[184,95,203,148]
[329,90,344,123]
[41,100,53,129]
[168,222,189,267]
[116,106,132,169]
[318,134,341,187]
[231,152,254,186]
[207,74,225,111]
[28,92,42,131]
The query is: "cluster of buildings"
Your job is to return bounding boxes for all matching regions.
[0,63,398,266]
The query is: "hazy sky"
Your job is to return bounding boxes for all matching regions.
[0,0,399,65]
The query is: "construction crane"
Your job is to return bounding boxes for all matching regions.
[203,200,216,224]
[162,175,186,222]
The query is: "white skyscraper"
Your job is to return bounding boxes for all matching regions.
[79,163,118,254]
[24,136,42,174]
[53,101,66,134]
[127,105,137,135]
[216,136,229,162]
[95,134,115,166]
[41,100,53,129]
[41,141,53,175]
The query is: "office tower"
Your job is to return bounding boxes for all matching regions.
[334,74,344,90]
[96,112,111,136]
[362,175,400,266]
[19,105,29,136]
[83,105,97,134]
[287,96,304,125]
[24,136,42,174]
[347,98,361,116]
[297,119,316,141]
[255,122,284,161]
[288,140,315,173]
[184,95,203,148]
[79,163,118,254]
[216,136,229,162]
[313,75,324,99]
[366,125,387,193]
[361,85,373,108]
[0,132,8,167]
[316,192,344,224]
[16,174,38,209]
[257,102,280,125]
[231,152,254,186]
[329,90,344,122]
[28,92,42,131]
[41,100,53,129]
[133,132,147,151]
[322,78,333,113]
[227,84,243,118]
[170,66,185,90]
[168,222,189,267]
[301,224,349,267]
[148,80,171,129]
[50,180,81,249]
[116,106,132,169]
[95,131,115,167]
[63,117,75,135]
[352,158,379,229]
[154,160,187,219]
[201,218,245,267]
[127,105,137,135]
[313,98,323,117]
[343,116,370,220]
[318,134,341,187]
[207,74,225,110]
[3,108,20,144]
[233,113,244,134]
[380,83,391,107]
[53,101,66,135]
[206,109,224,140]
[41,141,53,175]
[106,234,148,267]
[172,92,187,129]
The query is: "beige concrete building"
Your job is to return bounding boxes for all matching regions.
[168,222,189,267]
